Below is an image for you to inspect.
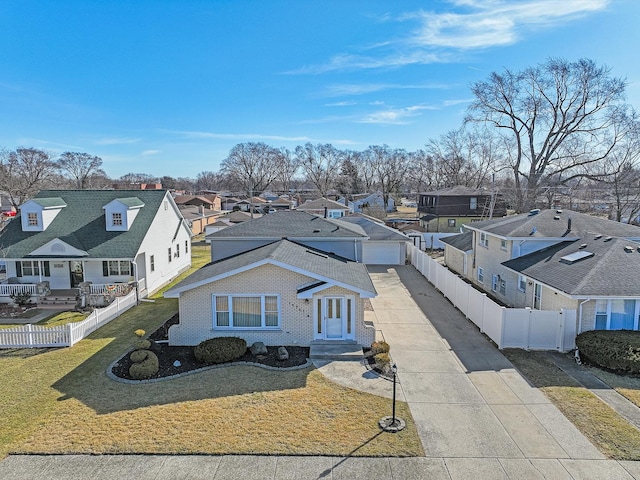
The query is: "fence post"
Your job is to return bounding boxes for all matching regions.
[27,323,33,347]
[557,310,564,352]
[67,323,73,347]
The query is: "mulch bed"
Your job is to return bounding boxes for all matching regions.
[111,314,310,381]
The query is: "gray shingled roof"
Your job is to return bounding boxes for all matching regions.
[339,216,409,241]
[441,232,473,251]
[165,239,376,296]
[467,209,640,240]
[297,197,350,211]
[206,210,366,239]
[0,189,169,259]
[502,236,640,297]
[420,186,491,196]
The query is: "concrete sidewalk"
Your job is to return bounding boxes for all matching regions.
[2,265,640,479]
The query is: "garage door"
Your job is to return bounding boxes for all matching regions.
[362,242,402,264]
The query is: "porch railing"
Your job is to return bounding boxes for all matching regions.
[0,283,38,297]
[89,283,132,296]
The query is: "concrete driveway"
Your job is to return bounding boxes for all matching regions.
[366,265,640,478]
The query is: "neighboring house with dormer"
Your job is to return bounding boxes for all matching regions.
[417,186,507,233]
[0,190,191,300]
[443,209,640,333]
[296,197,351,218]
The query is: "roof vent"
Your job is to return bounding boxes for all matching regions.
[554,216,560,220]
[604,236,613,242]
[313,229,320,233]
[528,208,540,216]
[560,251,595,264]
[556,209,563,214]
[594,234,602,240]
[306,250,328,259]
[579,243,588,249]
[530,227,537,236]
[625,246,635,252]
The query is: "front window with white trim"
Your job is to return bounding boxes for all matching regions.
[518,275,527,292]
[213,295,280,329]
[477,267,484,283]
[479,232,488,247]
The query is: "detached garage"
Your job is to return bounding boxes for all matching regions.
[339,215,409,265]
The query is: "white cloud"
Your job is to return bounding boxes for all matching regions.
[291,0,609,73]
[164,130,357,146]
[357,105,434,125]
[324,101,357,107]
[410,0,609,49]
[95,137,141,145]
[322,82,450,97]
[142,149,161,156]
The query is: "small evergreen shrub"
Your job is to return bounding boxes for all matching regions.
[370,341,390,356]
[194,337,247,364]
[576,330,640,374]
[134,339,151,350]
[129,349,159,379]
[10,291,33,307]
[374,352,392,374]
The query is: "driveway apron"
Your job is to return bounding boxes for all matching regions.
[367,265,604,461]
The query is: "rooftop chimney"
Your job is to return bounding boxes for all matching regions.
[567,217,572,232]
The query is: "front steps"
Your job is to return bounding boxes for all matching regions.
[309,341,364,361]
[38,289,78,308]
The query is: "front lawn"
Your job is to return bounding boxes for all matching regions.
[504,349,640,460]
[0,242,423,458]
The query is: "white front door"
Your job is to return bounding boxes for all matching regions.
[324,297,344,339]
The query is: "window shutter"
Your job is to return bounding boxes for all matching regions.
[16,262,22,277]
[44,261,50,277]
[102,261,109,276]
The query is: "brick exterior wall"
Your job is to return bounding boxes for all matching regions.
[168,264,373,346]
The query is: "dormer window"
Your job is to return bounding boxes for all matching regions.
[103,197,144,232]
[20,197,66,232]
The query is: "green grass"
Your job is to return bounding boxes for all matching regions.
[0,242,424,458]
[504,349,640,460]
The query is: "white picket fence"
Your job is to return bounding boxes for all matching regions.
[407,244,576,351]
[0,289,137,348]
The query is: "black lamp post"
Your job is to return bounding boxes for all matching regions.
[391,363,398,426]
[379,362,405,432]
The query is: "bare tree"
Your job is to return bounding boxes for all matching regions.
[220,142,281,195]
[366,145,409,210]
[295,143,343,197]
[0,147,58,207]
[467,58,628,212]
[56,152,105,189]
[118,173,160,184]
[195,171,224,192]
[272,148,300,194]
[601,112,640,222]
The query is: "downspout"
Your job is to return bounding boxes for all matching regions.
[578,298,590,334]
[131,258,140,304]
[354,239,358,262]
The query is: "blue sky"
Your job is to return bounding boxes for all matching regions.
[1,0,639,179]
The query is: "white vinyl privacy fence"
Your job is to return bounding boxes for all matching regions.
[0,290,137,348]
[407,244,576,351]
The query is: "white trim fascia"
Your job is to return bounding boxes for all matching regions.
[164,257,376,298]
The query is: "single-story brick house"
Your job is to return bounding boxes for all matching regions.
[164,239,377,347]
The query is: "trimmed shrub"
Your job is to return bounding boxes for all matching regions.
[129,349,159,379]
[134,339,151,350]
[374,352,392,374]
[370,341,390,356]
[194,337,247,364]
[576,330,640,374]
